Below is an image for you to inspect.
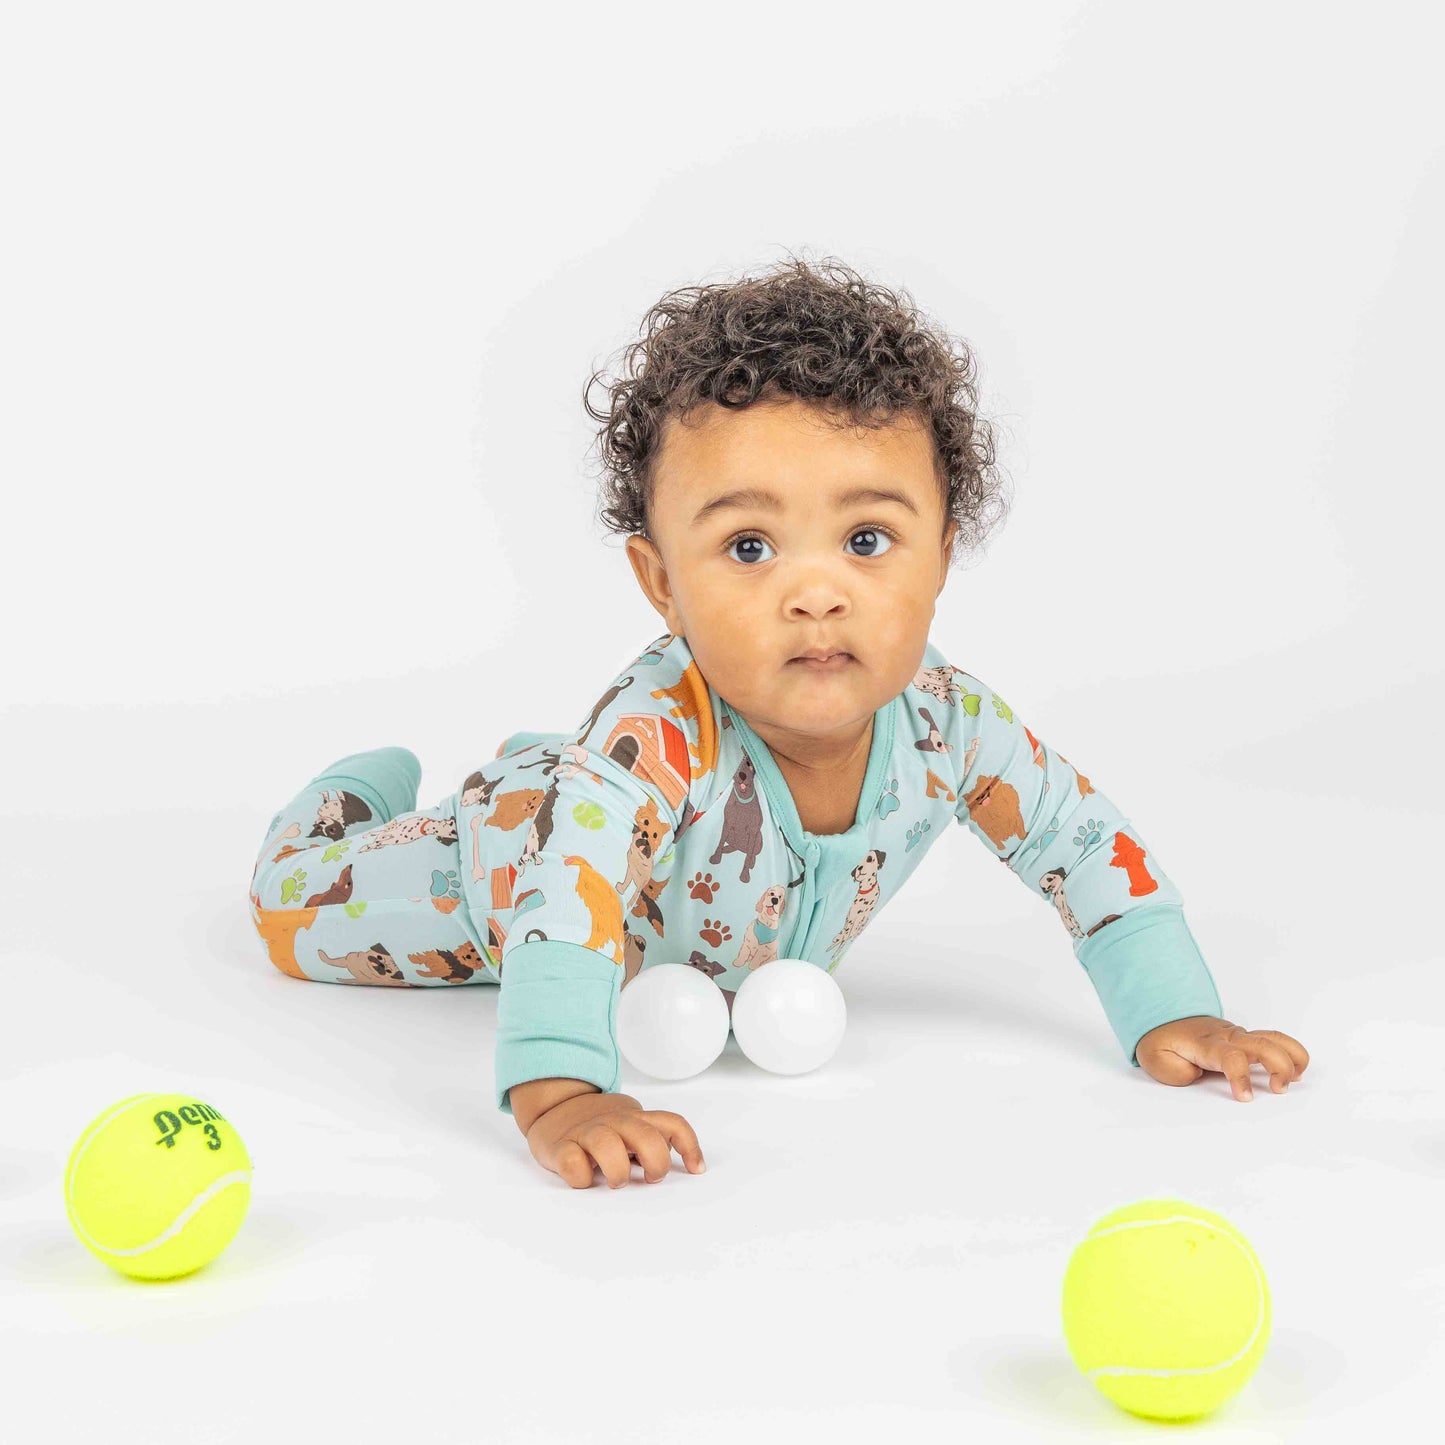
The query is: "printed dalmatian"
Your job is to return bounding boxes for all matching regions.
[356,812,459,852]
[827,848,887,965]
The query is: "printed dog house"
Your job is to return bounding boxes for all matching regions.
[602,713,691,811]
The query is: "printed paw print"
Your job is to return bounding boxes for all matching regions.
[699,918,733,948]
[876,777,901,821]
[1073,818,1104,849]
[990,693,1013,724]
[688,871,719,903]
[429,868,462,914]
[905,819,931,853]
[321,840,351,864]
[960,691,982,717]
[279,867,308,904]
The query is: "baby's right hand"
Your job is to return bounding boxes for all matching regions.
[525,1090,706,1189]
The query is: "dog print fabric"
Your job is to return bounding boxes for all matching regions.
[249,750,492,992]
[246,632,1223,1117]
[458,631,1223,1114]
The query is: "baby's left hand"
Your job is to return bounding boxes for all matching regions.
[1136,1016,1310,1102]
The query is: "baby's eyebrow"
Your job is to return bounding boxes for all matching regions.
[691,485,920,525]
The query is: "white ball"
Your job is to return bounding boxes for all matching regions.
[730,958,847,1075]
[617,963,730,1081]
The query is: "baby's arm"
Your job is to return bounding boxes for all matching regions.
[941,664,1311,1098]
[489,739,708,1183]
[946,668,1222,1065]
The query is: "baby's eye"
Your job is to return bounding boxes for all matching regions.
[847,528,894,558]
[728,535,773,565]
[727,529,896,565]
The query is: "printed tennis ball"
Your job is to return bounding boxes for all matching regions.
[63,1092,253,1280]
[1061,1197,1271,1421]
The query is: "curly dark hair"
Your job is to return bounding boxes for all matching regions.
[583,251,1011,568]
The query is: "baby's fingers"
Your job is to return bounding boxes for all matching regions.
[610,1115,681,1183]
[1250,1029,1310,1080]
[547,1138,607,1190]
[640,1109,707,1175]
[537,1127,630,1189]
[573,1122,637,1189]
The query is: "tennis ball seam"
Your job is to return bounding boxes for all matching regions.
[66,1169,253,1259]
[1074,1211,1268,1381]
[64,1094,167,1220]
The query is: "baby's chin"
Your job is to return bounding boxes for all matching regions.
[748,665,885,730]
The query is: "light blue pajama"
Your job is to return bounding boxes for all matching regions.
[248,748,491,988]
[247,632,1223,1119]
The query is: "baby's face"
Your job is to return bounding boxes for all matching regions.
[625,397,958,745]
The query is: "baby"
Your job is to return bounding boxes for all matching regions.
[248,254,1310,1190]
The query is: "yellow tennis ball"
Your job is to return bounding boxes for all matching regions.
[64,1092,253,1281]
[1061,1197,1271,1421]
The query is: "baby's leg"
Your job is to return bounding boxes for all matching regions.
[247,746,497,987]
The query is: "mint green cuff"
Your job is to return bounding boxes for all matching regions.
[1074,905,1224,1068]
[494,941,623,1114]
[305,746,421,822]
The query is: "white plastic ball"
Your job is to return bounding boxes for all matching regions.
[730,958,847,1075]
[617,963,730,1081]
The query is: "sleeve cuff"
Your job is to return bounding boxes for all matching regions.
[494,940,623,1114]
[1074,905,1224,1068]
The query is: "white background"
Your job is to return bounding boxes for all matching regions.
[3,2,1442,1440]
